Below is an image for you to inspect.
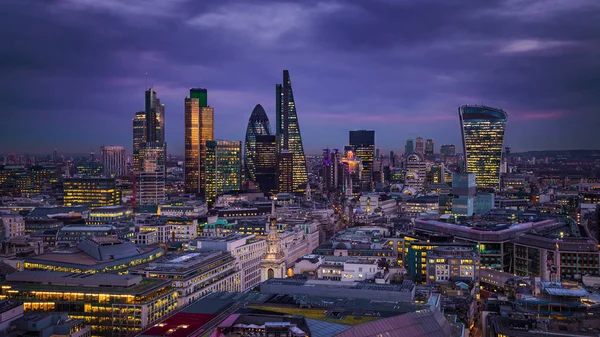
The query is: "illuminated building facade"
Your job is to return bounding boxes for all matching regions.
[1,271,178,337]
[138,216,198,243]
[276,70,308,192]
[28,165,59,195]
[131,251,240,307]
[341,147,362,194]
[277,150,293,193]
[205,140,242,203]
[74,162,103,177]
[184,88,213,197]
[63,177,120,208]
[143,89,166,172]
[132,111,146,172]
[406,242,475,283]
[100,145,126,177]
[426,246,479,284]
[244,104,272,183]
[459,105,508,189]
[440,144,456,162]
[23,237,164,274]
[405,153,426,190]
[254,135,277,195]
[136,146,166,207]
[349,130,375,192]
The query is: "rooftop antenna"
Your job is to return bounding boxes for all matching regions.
[145,72,148,90]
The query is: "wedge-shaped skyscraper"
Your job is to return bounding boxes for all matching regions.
[459,105,508,189]
[244,104,271,183]
[276,70,308,193]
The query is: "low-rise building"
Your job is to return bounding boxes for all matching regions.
[1,271,178,337]
[130,251,240,307]
[195,234,266,290]
[86,205,133,224]
[426,246,479,284]
[0,213,25,239]
[138,216,198,243]
[6,312,91,337]
[23,237,163,274]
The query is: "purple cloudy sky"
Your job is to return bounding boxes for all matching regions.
[1,0,600,156]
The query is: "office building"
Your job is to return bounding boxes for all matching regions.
[254,135,277,195]
[277,150,293,193]
[1,271,178,337]
[132,111,146,172]
[244,104,272,183]
[276,70,308,193]
[6,312,91,337]
[205,140,242,203]
[27,165,59,195]
[405,139,414,154]
[138,216,198,243]
[196,234,267,290]
[136,146,166,207]
[415,136,424,154]
[100,145,126,177]
[184,88,214,196]
[74,162,104,177]
[426,246,479,284]
[142,89,167,172]
[349,130,375,192]
[405,153,426,190]
[322,148,344,193]
[452,173,476,216]
[131,251,240,307]
[459,105,508,189]
[0,213,25,239]
[63,177,120,208]
[23,236,164,274]
[440,144,456,162]
[425,138,434,156]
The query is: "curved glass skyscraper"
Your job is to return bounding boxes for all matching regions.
[459,105,508,190]
[244,104,272,182]
[276,70,308,193]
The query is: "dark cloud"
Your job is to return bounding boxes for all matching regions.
[0,0,599,156]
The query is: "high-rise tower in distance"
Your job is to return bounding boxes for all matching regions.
[425,139,434,157]
[184,88,214,198]
[100,145,126,177]
[244,104,272,183]
[138,89,166,173]
[349,130,375,192]
[276,70,308,193]
[405,139,414,154]
[415,136,424,154]
[132,111,146,172]
[459,105,508,189]
[254,135,278,195]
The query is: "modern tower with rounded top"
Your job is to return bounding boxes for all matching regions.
[244,104,272,182]
[459,105,508,190]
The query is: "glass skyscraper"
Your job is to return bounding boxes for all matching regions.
[205,140,242,203]
[349,130,375,192]
[255,135,277,195]
[184,88,214,197]
[132,111,146,172]
[244,104,272,183]
[459,105,508,189]
[133,89,166,174]
[276,70,308,193]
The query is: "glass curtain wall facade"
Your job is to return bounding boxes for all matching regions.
[206,140,242,203]
[184,96,200,194]
[132,111,146,172]
[349,130,375,192]
[276,70,308,193]
[459,105,508,189]
[244,104,272,183]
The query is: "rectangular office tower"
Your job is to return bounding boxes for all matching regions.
[459,105,508,190]
[100,145,126,177]
[349,130,375,192]
[184,88,214,197]
[255,135,278,195]
[205,140,242,203]
[132,111,146,172]
[452,172,476,216]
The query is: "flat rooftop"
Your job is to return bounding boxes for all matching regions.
[133,251,234,274]
[2,271,170,295]
[263,278,414,293]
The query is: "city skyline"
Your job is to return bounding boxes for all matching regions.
[2,0,600,155]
